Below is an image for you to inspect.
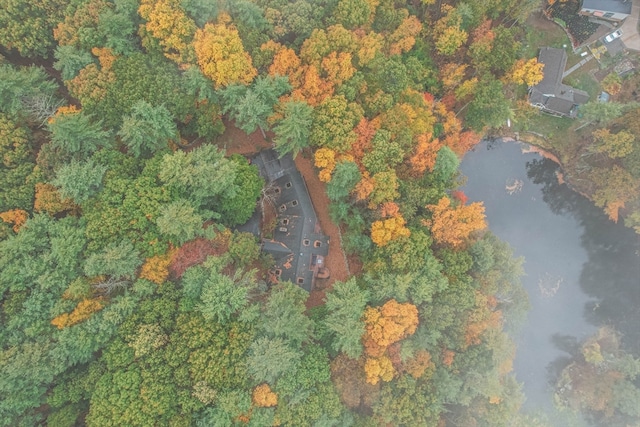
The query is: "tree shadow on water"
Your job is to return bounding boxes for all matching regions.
[526,158,640,355]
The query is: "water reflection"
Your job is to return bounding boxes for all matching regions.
[526,157,640,355]
[461,140,640,425]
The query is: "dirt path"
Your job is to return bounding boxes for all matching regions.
[294,154,351,309]
[216,119,272,155]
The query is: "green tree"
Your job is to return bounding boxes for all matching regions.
[0,64,59,119]
[248,337,302,383]
[581,101,625,125]
[324,278,369,358]
[0,0,69,57]
[52,159,107,204]
[465,78,510,131]
[0,114,38,211]
[47,111,113,157]
[83,153,171,256]
[84,240,142,280]
[260,282,314,347]
[220,75,290,135]
[228,231,261,269]
[272,100,313,159]
[159,144,238,209]
[362,130,404,174]
[310,95,363,152]
[118,101,178,158]
[197,269,254,324]
[333,0,371,29]
[326,161,361,201]
[369,55,410,99]
[155,200,209,245]
[216,154,263,227]
[53,45,95,81]
[487,26,521,75]
[434,146,460,184]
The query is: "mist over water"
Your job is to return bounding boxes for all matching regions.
[460,139,640,426]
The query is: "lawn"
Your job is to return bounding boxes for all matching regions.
[565,69,601,99]
[522,19,571,59]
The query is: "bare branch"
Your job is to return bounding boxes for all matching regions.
[21,94,64,128]
[93,277,131,295]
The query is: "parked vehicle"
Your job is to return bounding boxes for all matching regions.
[604,30,623,43]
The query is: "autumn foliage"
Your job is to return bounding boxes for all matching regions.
[139,250,175,284]
[362,299,419,384]
[0,209,28,232]
[505,58,544,87]
[138,0,196,64]
[363,300,418,358]
[370,215,411,247]
[169,238,218,278]
[34,183,76,216]
[193,14,257,88]
[405,350,436,380]
[464,292,502,347]
[51,297,104,329]
[364,355,395,385]
[425,196,486,249]
[314,147,337,182]
[252,384,278,407]
[409,134,441,176]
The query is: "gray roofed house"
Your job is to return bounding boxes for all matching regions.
[528,47,590,118]
[580,0,633,22]
[251,150,329,292]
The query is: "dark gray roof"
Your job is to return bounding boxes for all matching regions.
[534,47,567,96]
[252,150,329,292]
[581,0,633,14]
[529,47,589,117]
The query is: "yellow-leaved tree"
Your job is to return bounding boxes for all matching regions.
[505,58,544,87]
[193,13,257,88]
[138,0,196,65]
[370,215,411,247]
[362,299,419,384]
[51,297,105,329]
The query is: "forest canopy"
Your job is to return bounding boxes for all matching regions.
[2,1,636,426]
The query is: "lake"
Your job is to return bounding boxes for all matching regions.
[460,139,640,426]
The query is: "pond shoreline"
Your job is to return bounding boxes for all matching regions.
[489,131,623,224]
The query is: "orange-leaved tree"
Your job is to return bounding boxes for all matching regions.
[464,291,502,348]
[0,209,28,232]
[409,134,442,176]
[139,250,176,284]
[348,117,379,169]
[364,355,395,385]
[252,384,278,407]
[425,196,486,248]
[387,16,422,55]
[193,13,257,88]
[405,350,436,380]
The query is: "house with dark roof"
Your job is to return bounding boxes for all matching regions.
[251,150,329,292]
[580,0,632,23]
[529,47,590,118]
